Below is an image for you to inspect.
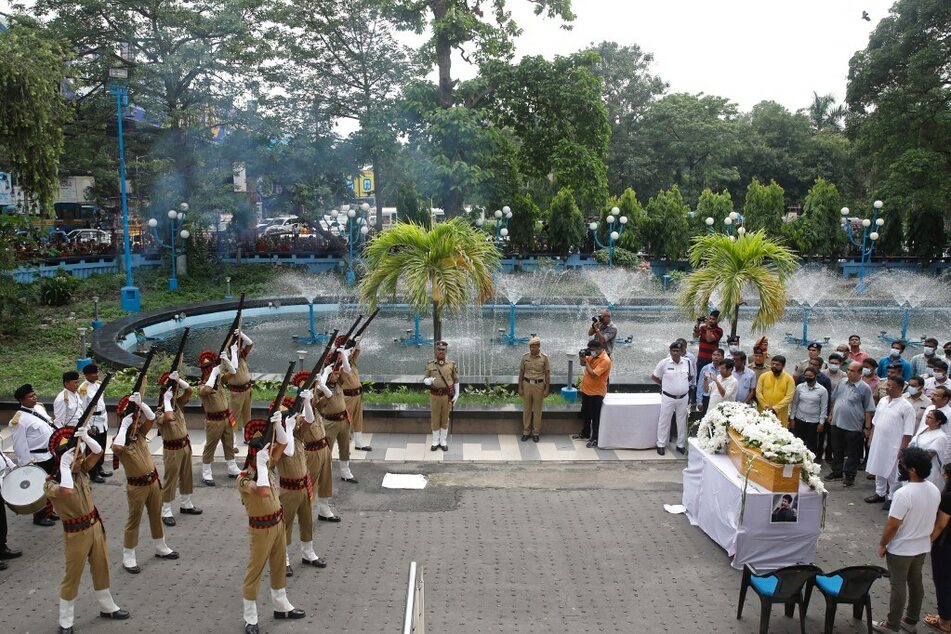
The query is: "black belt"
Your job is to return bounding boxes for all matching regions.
[93,411,103,415]
[523,379,545,384]
[662,391,687,399]
[30,448,50,454]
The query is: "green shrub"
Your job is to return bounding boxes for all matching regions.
[38,270,77,306]
[592,246,641,267]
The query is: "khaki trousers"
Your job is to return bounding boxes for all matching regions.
[280,488,313,545]
[430,395,450,431]
[324,419,351,461]
[202,419,235,463]
[304,446,333,498]
[61,523,110,600]
[521,382,545,434]
[229,389,252,430]
[161,446,193,502]
[242,521,286,601]
[345,395,364,432]
[124,480,164,549]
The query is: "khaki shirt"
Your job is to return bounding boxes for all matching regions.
[238,471,281,516]
[227,356,252,386]
[276,439,308,480]
[158,395,189,441]
[118,433,156,479]
[295,418,327,443]
[199,387,229,415]
[520,352,550,381]
[45,469,94,520]
[317,384,347,417]
[340,363,361,390]
[425,359,458,389]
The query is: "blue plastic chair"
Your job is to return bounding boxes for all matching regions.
[804,565,889,634]
[737,563,822,634]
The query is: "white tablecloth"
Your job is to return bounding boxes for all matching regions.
[682,438,822,569]
[597,393,661,449]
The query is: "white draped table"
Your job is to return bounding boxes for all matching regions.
[681,438,822,569]
[597,393,661,449]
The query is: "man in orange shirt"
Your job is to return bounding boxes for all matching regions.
[571,339,612,449]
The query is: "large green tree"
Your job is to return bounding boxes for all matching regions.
[742,178,785,236]
[641,185,690,260]
[546,187,584,256]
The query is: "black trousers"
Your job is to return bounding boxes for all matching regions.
[0,491,7,547]
[91,429,108,474]
[579,393,604,440]
[33,457,56,521]
[829,425,864,478]
[792,419,820,457]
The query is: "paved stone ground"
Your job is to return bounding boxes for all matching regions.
[0,456,936,633]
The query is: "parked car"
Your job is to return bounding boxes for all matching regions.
[67,228,112,245]
[256,216,298,234]
[263,220,309,236]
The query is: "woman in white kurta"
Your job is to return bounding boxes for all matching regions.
[909,409,949,489]
[866,387,917,500]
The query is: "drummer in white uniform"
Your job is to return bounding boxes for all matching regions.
[53,371,82,429]
[79,365,110,483]
[10,383,59,526]
[864,377,917,510]
[651,341,694,456]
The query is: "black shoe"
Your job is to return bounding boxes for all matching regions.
[155,551,179,560]
[317,514,341,523]
[571,433,589,440]
[864,494,887,504]
[521,434,530,442]
[49,512,60,521]
[532,435,539,443]
[676,446,686,455]
[100,469,113,477]
[430,445,439,452]
[302,557,327,568]
[91,473,106,484]
[586,439,598,448]
[656,447,666,456]
[882,500,892,511]
[844,477,855,487]
[341,476,358,484]
[179,507,203,515]
[0,545,22,560]
[228,473,238,479]
[162,516,176,527]
[58,627,73,634]
[99,608,130,620]
[33,517,55,527]
[355,445,372,451]
[274,608,305,620]
[123,564,141,574]
[440,444,448,451]
[286,565,293,577]
[202,479,216,487]
[245,625,259,634]
[826,472,843,481]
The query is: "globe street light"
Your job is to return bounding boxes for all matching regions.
[148,203,191,290]
[589,207,628,265]
[841,200,885,293]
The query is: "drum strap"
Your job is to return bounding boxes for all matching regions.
[20,407,55,429]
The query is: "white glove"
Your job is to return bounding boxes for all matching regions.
[240,331,253,346]
[318,383,332,398]
[130,392,142,405]
[138,400,155,421]
[423,377,435,387]
[339,348,352,373]
[220,355,235,374]
[229,343,239,369]
[114,414,134,446]
[301,397,315,424]
[205,366,221,388]
[78,427,102,454]
[299,388,313,401]
[162,389,174,411]
[59,448,76,489]
[273,412,289,445]
[452,383,460,405]
[319,365,333,385]
[255,445,270,487]
[169,371,180,382]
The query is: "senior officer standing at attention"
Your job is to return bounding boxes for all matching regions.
[517,336,550,442]
[423,341,459,452]
[652,341,693,456]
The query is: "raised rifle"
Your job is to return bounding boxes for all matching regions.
[57,372,114,456]
[344,308,379,349]
[216,293,246,387]
[288,328,340,418]
[249,360,296,451]
[163,327,191,393]
[330,313,364,371]
[115,347,157,466]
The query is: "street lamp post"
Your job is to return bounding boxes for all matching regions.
[475,205,513,249]
[148,202,191,291]
[841,200,884,293]
[345,202,370,285]
[588,207,628,265]
[91,295,103,330]
[77,327,92,371]
[705,211,745,238]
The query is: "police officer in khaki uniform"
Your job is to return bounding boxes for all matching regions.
[518,336,551,442]
[198,351,241,486]
[338,337,372,451]
[424,341,460,451]
[112,392,179,574]
[157,371,201,526]
[238,439,305,634]
[291,377,339,523]
[224,329,255,431]
[45,429,129,633]
[315,362,357,483]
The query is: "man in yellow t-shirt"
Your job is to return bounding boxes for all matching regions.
[755,355,795,426]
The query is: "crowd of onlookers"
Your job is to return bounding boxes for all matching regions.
[654,311,951,633]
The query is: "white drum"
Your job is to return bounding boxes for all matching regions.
[1,464,48,515]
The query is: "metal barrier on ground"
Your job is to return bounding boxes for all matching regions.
[402,561,425,634]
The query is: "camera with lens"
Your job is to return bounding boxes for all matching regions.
[592,315,605,324]
[578,347,593,357]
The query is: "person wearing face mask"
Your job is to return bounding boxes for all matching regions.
[823,353,847,394]
[749,346,769,384]
[918,386,951,441]
[878,341,913,381]
[698,348,724,416]
[796,357,833,395]
[925,360,951,398]
[908,410,948,489]
[829,362,875,486]
[755,355,795,427]
[790,368,828,456]
[866,377,917,510]
[862,358,880,392]
[944,341,951,367]
[731,351,757,406]
[794,342,825,380]
[904,377,932,424]
[910,338,939,378]
[724,335,741,360]
[652,341,692,456]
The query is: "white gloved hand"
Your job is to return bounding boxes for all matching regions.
[319,365,333,385]
[220,355,235,374]
[205,366,221,388]
[59,448,76,489]
[162,390,174,411]
[240,332,253,346]
[138,400,155,421]
[301,397,315,424]
[255,445,270,487]
[114,414,134,446]
[272,412,288,445]
[452,383,461,405]
[78,427,102,454]
[130,392,142,405]
[229,343,239,369]
[169,371,180,382]
[318,383,332,398]
[339,348,352,373]
[176,377,190,389]
[423,377,435,387]
[299,389,313,401]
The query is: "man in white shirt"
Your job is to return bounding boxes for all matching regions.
[706,358,737,412]
[875,447,941,633]
[903,377,931,425]
[924,360,950,397]
[10,384,58,526]
[52,371,82,429]
[866,378,917,509]
[919,386,951,439]
[732,352,757,405]
[790,367,828,457]
[79,364,110,483]
[651,342,693,456]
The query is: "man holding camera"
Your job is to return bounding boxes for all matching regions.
[587,309,617,357]
[693,310,723,379]
[571,339,612,448]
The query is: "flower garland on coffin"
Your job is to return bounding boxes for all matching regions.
[697,401,827,495]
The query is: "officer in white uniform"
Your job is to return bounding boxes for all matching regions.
[79,364,110,483]
[10,383,58,526]
[53,371,82,429]
[651,341,693,456]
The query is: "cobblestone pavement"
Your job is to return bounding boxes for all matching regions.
[0,456,934,633]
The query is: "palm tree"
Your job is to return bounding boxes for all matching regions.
[359,218,500,343]
[805,91,847,132]
[678,230,799,338]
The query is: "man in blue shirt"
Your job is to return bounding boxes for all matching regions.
[829,362,876,486]
[877,341,912,381]
[732,351,757,405]
[698,348,724,416]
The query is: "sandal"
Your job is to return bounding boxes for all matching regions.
[874,620,900,633]
[923,613,951,633]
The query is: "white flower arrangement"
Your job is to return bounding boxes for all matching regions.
[697,401,827,494]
